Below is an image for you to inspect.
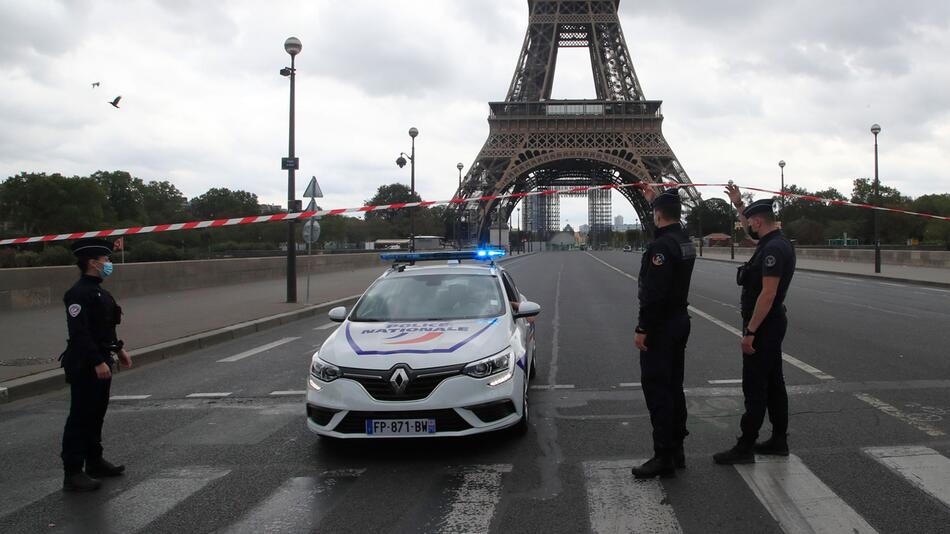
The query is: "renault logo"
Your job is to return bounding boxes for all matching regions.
[390,368,410,394]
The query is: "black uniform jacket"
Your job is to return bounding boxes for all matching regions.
[61,275,121,373]
[637,223,696,332]
[740,229,796,321]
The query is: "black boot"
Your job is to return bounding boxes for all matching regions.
[673,443,686,469]
[86,458,125,478]
[631,454,676,479]
[713,439,755,465]
[753,434,789,456]
[63,472,101,492]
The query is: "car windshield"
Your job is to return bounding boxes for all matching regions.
[351,273,506,322]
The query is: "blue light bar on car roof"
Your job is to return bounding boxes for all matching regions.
[380,249,507,263]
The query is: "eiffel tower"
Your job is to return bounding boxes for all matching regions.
[455,0,699,244]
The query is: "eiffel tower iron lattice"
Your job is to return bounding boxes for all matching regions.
[453,0,700,246]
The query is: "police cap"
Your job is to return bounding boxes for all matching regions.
[743,199,776,219]
[651,188,682,209]
[71,238,114,258]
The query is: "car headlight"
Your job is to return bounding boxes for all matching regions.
[463,350,515,386]
[310,355,341,385]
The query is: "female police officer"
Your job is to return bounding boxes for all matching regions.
[60,238,132,491]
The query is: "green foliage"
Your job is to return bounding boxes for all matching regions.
[14,251,40,267]
[190,188,259,219]
[39,246,74,266]
[127,241,182,263]
[686,198,734,236]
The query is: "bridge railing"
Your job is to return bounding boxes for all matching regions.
[489,100,662,118]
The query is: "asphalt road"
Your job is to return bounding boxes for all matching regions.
[2,250,949,533]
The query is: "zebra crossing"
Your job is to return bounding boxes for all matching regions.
[3,444,949,533]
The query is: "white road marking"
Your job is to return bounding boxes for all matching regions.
[879,282,905,288]
[864,446,950,509]
[920,287,950,294]
[708,379,743,385]
[314,323,337,330]
[270,390,307,396]
[619,382,642,388]
[186,392,232,398]
[735,455,879,534]
[530,384,576,390]
[217,337,301,363]
[583,459,683,534]
[694,292,738,309]
[687,306,836,381]
[110,395,152,401]
[99,467,230,534]
[223,471,364,534]
[819,298,920,319]
[854,393,946,437]
[588,252,837,382]
[547,266,564,388]
[434,464,512,534]
[0,474,60,518]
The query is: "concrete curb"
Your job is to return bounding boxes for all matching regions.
[0,295,361,404]
[697,255,950,289]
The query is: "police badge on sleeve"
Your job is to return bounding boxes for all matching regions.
[652,253,666,266]
[68,304,81,317]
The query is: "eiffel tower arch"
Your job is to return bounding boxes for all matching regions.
[454,0,699,245]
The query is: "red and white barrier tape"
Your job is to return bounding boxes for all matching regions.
[1,182,946,246]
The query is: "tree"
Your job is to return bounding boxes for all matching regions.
[91,170,147,224]
[686,198,733,236]
[190,188,259,219]
[364,184,420,223]
[141,180,187,225]
[0,173,110,234]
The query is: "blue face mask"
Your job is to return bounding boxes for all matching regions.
[100,262,114,278]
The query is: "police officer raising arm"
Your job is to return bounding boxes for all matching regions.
[714,196,797,465]
[60,238,131,492]
[631,184,696,479]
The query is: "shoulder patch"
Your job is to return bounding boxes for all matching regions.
[652,253,666,266]
[68,304,82,317]
[765,255,777,268]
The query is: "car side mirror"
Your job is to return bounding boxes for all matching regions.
[328,306,348,323]
[514,301,541,319]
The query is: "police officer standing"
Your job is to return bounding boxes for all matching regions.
[631,185,696,479]
[714,187,796,465]
[60,238,132,491]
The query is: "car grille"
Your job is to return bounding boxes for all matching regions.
[339,363,466,401]
[334,409,472,434]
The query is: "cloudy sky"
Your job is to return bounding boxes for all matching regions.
[2,0,949,229]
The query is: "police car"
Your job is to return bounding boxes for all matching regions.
[307,250,541,438]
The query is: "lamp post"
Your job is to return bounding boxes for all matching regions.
[778,160,786,210]
[456,163,464,249]
[871,124,882,273]
[281,36,302,303]
[396,127,419,251]
[516,206,521,253]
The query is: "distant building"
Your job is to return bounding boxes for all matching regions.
[577,224,588,233]
[564,224,576,234]
[260,204,284,215]
[614,215,624,228]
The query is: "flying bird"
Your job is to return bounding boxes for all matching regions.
[109,96,122,109]
[91,82,100,88]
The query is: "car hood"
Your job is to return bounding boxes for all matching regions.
[318,317,512,370]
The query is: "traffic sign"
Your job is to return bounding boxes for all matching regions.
[303,176,323,198]
[305,199,319,213]
[281,157,300,170]
[303,219,321,244]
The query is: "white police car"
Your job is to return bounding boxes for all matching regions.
[307,250,540,438]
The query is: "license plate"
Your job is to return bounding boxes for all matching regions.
[365,418,437,435]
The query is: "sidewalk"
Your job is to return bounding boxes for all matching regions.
[697,249,950,286]
[0,267,384,383]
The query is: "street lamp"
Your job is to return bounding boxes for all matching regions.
[778,160,786,210]
[871,123,882,273]
[281,36,302,303]
[396,127,419,251]
[456,163,464,249]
